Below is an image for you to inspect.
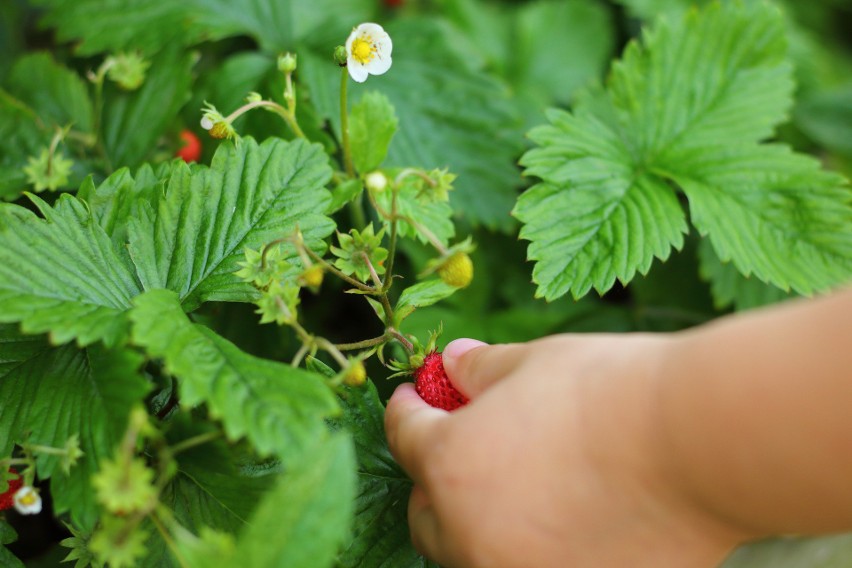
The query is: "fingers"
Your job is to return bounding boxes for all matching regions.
[408,484,442,560]
[385,386,454,564]
[385,383,446,485]
[442,338,528,399]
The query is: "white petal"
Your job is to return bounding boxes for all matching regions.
[345,29,357,54]
[375,34,393,59]
[200,116,214,130]
[13,487,42,515]
[348,63,369,83]
[355,22,386,37]
[368,55,392,76]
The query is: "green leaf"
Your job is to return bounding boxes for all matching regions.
[516,159,687,300]
[0,53,93,199]
[33,0,375,55]
[615,0,691,19]
[675,144,852,295]
[509,0,615,107]
[0,324,149,530]
[795,83,852,158]
[723,534,852,568]
[101,47,193,169]
[0,519,23,568]
[0,92,43,199]
[394,279,459,325]
[328,178,364,214]
[374,175,456,248]
[517,2,852,300]
[333,381,438,567]
[142,425,279,566]
[189,0,375,53]
[349,91,398,174]
[33,0,191,55]
[193,52,276,123]
[130,289,339,459]
[697,237,796,311]
[76,165,165,250]
[0,193,143,346]
[126,137,335,310]
[232,435,356,568]
[6,52,93,132]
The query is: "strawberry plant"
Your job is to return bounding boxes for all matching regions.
[1,0,851,566]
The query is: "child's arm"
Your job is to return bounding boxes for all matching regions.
[656,286,852,536]
[384,288,852,568]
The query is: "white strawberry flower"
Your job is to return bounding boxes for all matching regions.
[345,23,393,83]
[13,486,42,515]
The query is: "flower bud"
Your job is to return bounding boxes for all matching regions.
[277,52,298,74]
[343,361,367,387]
[105,52,150,91]
[364,171,388,193]
[299,265,324,289]
[333,45,348,67]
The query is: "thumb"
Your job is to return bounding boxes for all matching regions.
[442,338,528,399]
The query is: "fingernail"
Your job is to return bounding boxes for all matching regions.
[443,338,488,360]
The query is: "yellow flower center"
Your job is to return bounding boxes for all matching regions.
[20,493,37,506]
[351,37,375,65]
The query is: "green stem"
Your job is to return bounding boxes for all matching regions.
[260,238,288,270]
[169,431,223,456]
[388,329,414,354]
[292,343,311,367]
[360,251,383,289]
[394,168,436,187]
[224,99,306,139]
[406,216,448,255]
[304,247,376,293]
[316,337,349,367]
[382,190,400,293]
[339,68,354,178]
[151,511,190,568]
[91,70,113,171]
[21,443,65,456]
[335,334,389,351]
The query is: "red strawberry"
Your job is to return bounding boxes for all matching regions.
[414,352,469,411]
[0,469,23,511]
[176,129,202,162]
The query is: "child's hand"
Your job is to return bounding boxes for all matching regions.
[385,335,743,567]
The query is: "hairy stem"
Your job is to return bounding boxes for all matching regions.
[335,334,389,351]
[169,430,223,456]
[339,68,355,178]
[304,247,376,293]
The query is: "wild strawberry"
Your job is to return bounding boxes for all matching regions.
[343,361,367,387]
[299,265,324,290]
[176,129,202,162]
[414,352,468,411]
[0,469,23,511]
[437,251,473,288]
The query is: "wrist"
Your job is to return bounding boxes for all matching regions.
[650,332,764,546]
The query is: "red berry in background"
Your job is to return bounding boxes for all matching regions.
[385,0,404,7]
[0,469,23,511]
[176,129,202,162]
[414,352,469,411]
